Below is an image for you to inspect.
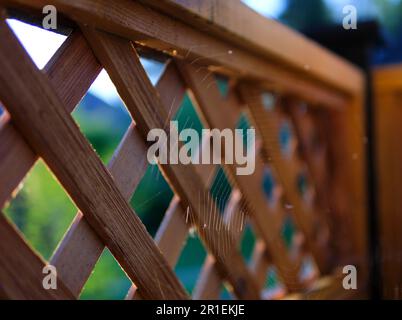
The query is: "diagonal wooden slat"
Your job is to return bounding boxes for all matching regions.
[0,18,187,300]
[0,30,102,208]
[81,26,260,299]
[176,61,303,290]
[0,214,74,300]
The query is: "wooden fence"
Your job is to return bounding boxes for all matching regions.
[0,0,368,299]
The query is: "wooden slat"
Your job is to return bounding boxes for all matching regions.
[326,95,368,281]
[176,62,303,290]
[373,65,402,298]
[239,85,330,274]
[5,0,348,109]
[0,18,187,300]
[0,30,101,208]
[81,27,260,299]
[0,214,74,299]
[140,0,362,95]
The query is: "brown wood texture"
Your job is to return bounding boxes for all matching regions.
[374,65,402,299]
[0,18,188,300]
[140,0,362,95]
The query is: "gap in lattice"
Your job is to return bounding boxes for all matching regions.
[240,223,257,264]
[281,214,303,262]
[3,160,78,260]
[130,164,174,237]
[72,69,131,164]
[6,19,67,69]
[175,234,207,295]
[262,267,286,299]
[79,249,131,300]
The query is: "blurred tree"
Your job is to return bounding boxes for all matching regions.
[279,0,333,30]
[374,0,402,36]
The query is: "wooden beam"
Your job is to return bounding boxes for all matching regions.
[4,0,348,109]
[140,0,362,95]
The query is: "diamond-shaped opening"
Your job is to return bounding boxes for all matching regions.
[72,54,166,165]
[215,74,230,98]
[262,267,286,299]
[79,249,131,300]
[3,160,78,260]
[175,234,207,295]
[72,70,131,164]
[240,222,257,263]
[130,164,174,237]
[279,120,296,157]
[296,170,315,206]
[174,93,204,135]
[140,56,167,86]
[281,215,303,261]
[210,167,233,215]
[298,255,318,285]
[236,112,254,152]
[7,18,68,69]
[261,92,276,112]
[130,92,201,236]
[220,283,234,300]
[262,166,281,208]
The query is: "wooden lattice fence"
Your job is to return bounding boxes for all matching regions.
[0,0,368,299]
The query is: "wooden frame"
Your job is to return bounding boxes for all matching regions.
[0,0,368,300]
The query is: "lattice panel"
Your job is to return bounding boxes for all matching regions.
[0,3,368,300]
